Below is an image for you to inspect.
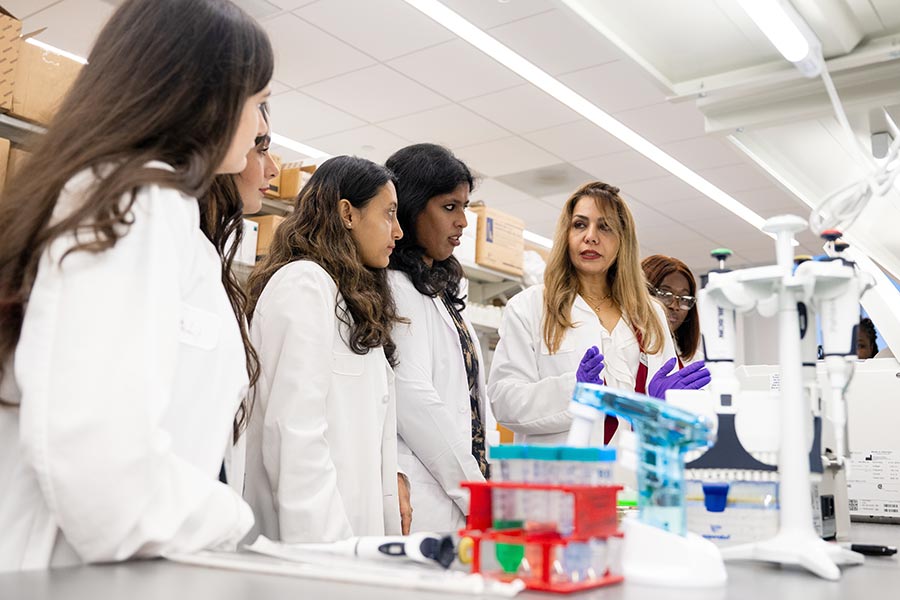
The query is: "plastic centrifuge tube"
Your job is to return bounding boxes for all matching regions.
[488,445,526,574]
[521,445,561,581]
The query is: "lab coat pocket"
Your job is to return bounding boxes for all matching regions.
[332,351,365,377]
[178,302,221,350]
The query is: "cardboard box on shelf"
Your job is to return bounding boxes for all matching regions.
[0,8,22,112]
[6,144,29,181]
[264,154,282,199]
[0,137,9,190]
[247,214,284,257]
[471,206,524,276]
[278,162,316,199]
[12,39,82,124]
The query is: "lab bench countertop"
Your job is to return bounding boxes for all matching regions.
[2,523,898,600]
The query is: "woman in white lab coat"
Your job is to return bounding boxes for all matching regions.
[243,155,407,543]
[489,182,709,447]
[385,144,490,533]
[0,0,273,571]
[207,103,280,492]
[642,255,703,366]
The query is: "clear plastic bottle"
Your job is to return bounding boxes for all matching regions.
[489,444,526,573]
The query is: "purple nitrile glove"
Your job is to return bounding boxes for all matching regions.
[648,358,712,399]
[676,360,711,390]
[576,346,605,385]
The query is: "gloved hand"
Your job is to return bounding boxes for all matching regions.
[576,346,605,385]
[648,358,711,399]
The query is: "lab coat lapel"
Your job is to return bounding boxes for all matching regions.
[433,295,457,336]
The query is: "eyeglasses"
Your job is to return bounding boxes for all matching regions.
[649,286,696,310]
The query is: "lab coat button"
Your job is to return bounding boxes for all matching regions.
[458,406,467,414]
[382,394,389,404]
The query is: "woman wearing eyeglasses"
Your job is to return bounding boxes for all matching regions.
[642,255,702,367]
[488,182,710,448]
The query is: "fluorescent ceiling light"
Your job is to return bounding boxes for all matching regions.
[523,230,553,249]
[270,133,330,159]
[25,37,88,64]
[737,0,823,78]
[404,0,770,235]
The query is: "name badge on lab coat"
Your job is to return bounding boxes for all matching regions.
[178,302,221,350]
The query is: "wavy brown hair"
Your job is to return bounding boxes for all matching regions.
[0,0,273,419]
[642,254,700,362]
[543,181,665,355]
[246,156,403,364]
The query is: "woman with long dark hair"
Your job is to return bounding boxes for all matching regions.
[243,155,407,543]
[386,143,489,533]
[641,255,702,366]
[0,0,272,570]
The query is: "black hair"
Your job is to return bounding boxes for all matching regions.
[385,143,475,310]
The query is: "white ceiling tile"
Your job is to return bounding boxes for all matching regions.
[379,104,508,149]
[524,120,626,162]
[698,163,776,194]
[730,186,808,218]
[388,40,524,102]
[661,136,746,171]
[559,60,668,114]
[615,101,708,145]
[306,125,410,164]
[269,80,292,95]
[687,216,768,247]
[471,178,536,208]
[263,12,374,88]
[3,1,59,18]
[301,65,449,122]
[622,176,701,206]
[638,222,709,245]
[441,0,554,29]
[489,9,621,75]
[295,0,454,61]
[462,85,580,134]
[540,192,572,209]
[267,0,317,9]
[574,151,669,185]
[268,90,365,140]
[232,0,283,19]
[23,0,115,59]
[513,199,561,239]
[455,137,559,178]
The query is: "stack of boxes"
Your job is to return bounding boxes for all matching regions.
[0,6,84,190]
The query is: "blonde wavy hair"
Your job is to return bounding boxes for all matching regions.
[542,181,665,355]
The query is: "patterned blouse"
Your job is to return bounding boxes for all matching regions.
[442,293,490,479]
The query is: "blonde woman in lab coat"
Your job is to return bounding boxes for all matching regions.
[489,182,710,447]
[243,156,408,543]
[0,0,273,571]
[386,144,490,533]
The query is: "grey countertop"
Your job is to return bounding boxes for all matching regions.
[2,523,898,599]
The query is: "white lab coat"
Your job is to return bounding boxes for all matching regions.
[388,270,488,533]
[488,285,676,446]
[0,165,253,572]
[243,260,401,543]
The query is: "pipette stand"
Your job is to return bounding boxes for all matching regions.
[701,216,864,580]
[571,384,726,587]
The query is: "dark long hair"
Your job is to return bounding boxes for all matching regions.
[0,0,273,410]
[386,143,474,310]
[641,254,700,362]
[246,156,403,365]
[204,105,271,440]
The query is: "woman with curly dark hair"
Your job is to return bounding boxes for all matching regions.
[386,143,489,533]
[243,155,409,543]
